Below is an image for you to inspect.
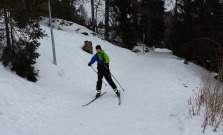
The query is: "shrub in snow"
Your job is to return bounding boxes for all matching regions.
[189,47,223,133]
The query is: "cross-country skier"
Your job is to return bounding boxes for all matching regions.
[88,45,120,98]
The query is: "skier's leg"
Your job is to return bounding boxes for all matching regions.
[104,70,120,96]
[104,68,117,89]
[96,69,103,90]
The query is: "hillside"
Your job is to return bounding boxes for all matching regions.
[0,19,219,135]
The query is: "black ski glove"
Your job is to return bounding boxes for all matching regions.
[100,59,105,63]
[88,62,91,66]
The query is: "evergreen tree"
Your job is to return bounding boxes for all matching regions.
[110,0,137,49]
[50,0,76,22]
[170,0,223,70]
[0,0,44,82]
[134,0,165,47]
[110,0,165,49]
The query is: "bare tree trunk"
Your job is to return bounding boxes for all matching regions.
[91,0,95,32]
[132,0,152,46]
[175,0,178,16]
[95,6,98,33]
[105,0,109,40]
[146,18,151,47]
[171,0,178,53]
[132,12,137,44]
[10,12,14,53]
[22,0,26,8]
[3,1,11,50]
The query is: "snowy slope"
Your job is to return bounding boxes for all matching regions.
[0,19,220,135]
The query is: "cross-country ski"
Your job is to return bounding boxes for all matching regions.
[82,92,107,107]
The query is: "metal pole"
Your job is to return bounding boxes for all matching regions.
[48,0,57,65]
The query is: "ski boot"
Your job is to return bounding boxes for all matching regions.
[114,88,120,96]
[95,90,101,98]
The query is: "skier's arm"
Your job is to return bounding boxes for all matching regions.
[90,54,97,64]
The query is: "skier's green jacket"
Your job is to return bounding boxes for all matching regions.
[90,50,110,65]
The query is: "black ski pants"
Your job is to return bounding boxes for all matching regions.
[96,63,117,90]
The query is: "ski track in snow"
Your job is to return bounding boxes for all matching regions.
[0,19,220,135]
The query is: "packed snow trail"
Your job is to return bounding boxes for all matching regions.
[0,19,219,135]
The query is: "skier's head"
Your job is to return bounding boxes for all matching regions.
[96,45,102,53]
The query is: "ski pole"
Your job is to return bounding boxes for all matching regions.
[103,64,125,91]
[91,66,107,86]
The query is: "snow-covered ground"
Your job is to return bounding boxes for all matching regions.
[0,19,220,135]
